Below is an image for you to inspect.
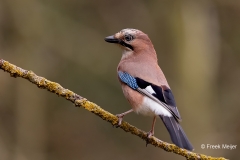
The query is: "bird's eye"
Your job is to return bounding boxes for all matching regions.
[124,34,134,42]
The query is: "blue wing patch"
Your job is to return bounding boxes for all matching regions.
[118,71,138,90]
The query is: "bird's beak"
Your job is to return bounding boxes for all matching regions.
[104,35,120,44]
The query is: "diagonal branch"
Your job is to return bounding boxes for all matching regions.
[0,59,227,160]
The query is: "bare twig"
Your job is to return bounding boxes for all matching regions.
[0,59,227,160]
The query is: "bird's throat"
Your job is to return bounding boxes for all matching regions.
[121,50,133,60]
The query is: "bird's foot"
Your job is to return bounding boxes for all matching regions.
[115,113,124,128]
[113,109,133,128]
[146,130,154,147]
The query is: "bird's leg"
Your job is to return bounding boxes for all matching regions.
[115,109,133,127]
[146,116,157,146]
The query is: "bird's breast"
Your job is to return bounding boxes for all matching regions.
[121,83,143,111]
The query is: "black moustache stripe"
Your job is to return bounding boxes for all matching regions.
[119,40,134,50]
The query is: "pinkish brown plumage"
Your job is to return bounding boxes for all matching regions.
[105,28,193,151]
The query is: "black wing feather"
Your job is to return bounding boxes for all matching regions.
[136,78,165,103]
[135,78,151,88]
[161,86,176,106]
[151,85,166,104]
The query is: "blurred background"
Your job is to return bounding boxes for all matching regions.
[0,0,239,159]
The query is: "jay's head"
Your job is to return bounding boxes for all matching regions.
[104,28,154,53]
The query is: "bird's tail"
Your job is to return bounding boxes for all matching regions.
[160,116,193,151]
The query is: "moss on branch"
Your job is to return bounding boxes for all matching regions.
[0,59,227,160]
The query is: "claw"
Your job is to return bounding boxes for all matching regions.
[146,130,154,147]
[115,114,124,128]
[114,109,133,128]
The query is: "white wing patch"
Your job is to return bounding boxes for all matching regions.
[145,86,156,94]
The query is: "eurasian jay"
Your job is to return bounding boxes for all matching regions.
[104,28,193,151]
